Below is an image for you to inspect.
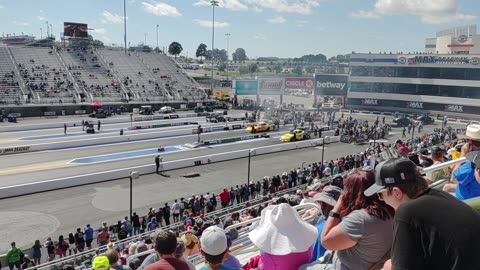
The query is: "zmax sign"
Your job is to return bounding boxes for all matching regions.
[314,74,348,96]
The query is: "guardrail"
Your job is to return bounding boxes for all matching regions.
[0,136,339,199]
[21,183,318,270]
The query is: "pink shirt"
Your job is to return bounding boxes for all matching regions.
[259,247,313,270]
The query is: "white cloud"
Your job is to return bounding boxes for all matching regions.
[14,21,30,26]
[101,11,127,24]
[267,16,286,24]
[351,0,475,24]
[295,20,307,27]
[193,19,229,28]
[350,10,380,19]
[249,0,320,15]
[252,6,262,12]
[91,28,107,34]
[142,1,181,17]
[0,5,4,9]
[37,16,45,21]
[253,34,267,40]
[193,0,248,11]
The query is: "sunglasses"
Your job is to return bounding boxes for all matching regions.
[376,188,387,201]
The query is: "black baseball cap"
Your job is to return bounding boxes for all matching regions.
[466,151,480,168]
[364,158,419,197]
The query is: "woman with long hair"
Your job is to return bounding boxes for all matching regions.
[32,240,42,265]
[318,170,394,270]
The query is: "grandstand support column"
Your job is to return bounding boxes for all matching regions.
[124,0,127,54]
[156,24,159,52]
[321,136,325,177]
[129,172,139,236]
[210,0,219,97]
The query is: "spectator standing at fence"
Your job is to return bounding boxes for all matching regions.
[85,224,94,249]
[75,228,85,252]
[45,237,55,261]
[164,203,171,226]
[98,120,101,131]
[172,200,181,223]
[132,212,141,235]
[220,188,230,208]
[56,235,68,258]
[64,123,67,134]
[32,240,42,266]
[82,120,85,131]
[68,233,76,255]
[365,157,480,270]
[97,228,110,247]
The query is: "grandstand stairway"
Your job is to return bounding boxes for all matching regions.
[0,46,24,104]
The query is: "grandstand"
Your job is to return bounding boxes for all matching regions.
[58,48,127,103]
[9,46,78,104]
[0,46,207,107]
[0,46,24,105]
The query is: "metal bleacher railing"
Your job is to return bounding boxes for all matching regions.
[21,178,325,270]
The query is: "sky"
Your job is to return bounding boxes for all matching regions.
[0,0,479,59]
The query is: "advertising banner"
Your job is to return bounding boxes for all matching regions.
[285,77,315,91]
[233,80,258,95]
[314,74,348,96]
[258,77,285,95]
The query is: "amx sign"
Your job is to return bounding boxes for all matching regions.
[397,55,479,65]
[406,102,424,109]
[314,74,348,96]
[361,99,379,106]
[445,104,464,113]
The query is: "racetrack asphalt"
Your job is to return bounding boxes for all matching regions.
[0,109,466,253]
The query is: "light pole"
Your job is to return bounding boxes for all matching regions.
[129,171,139,236]
[124,0,127,54]
[210,0,219,97]
[225,33,231,80]
[321,136,327,178]
[144,33,147,46]
[247,149,256,188]
[46,21,49,37]
[40,28,43,39]
[156,24,159,52]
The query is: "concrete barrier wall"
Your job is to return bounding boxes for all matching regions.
[0,113,202,132]
[0,136,339,198]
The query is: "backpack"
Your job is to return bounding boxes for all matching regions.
[61,241,69,251]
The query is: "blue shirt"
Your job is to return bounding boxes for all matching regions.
[147,221,159,231]
[311,218,327,262]
[453,161,480,200]
[84,227,94,240]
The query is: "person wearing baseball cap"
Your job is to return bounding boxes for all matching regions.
[443,124,480,198]
[92,256,110,270]
[199,226,241,270]
[425,146,448,183]
[365,157,480,270]
[306,185,342,264]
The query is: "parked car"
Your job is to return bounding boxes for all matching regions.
[392,117,411,127]
[194,106,213,113]
[159,106,175,114]
[417,115,435,125]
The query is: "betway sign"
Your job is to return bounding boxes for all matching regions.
[257,77,285,95]
[314,74,348,96]
[285,78,315,91]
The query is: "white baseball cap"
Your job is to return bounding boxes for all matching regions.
[200,226,227,256]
